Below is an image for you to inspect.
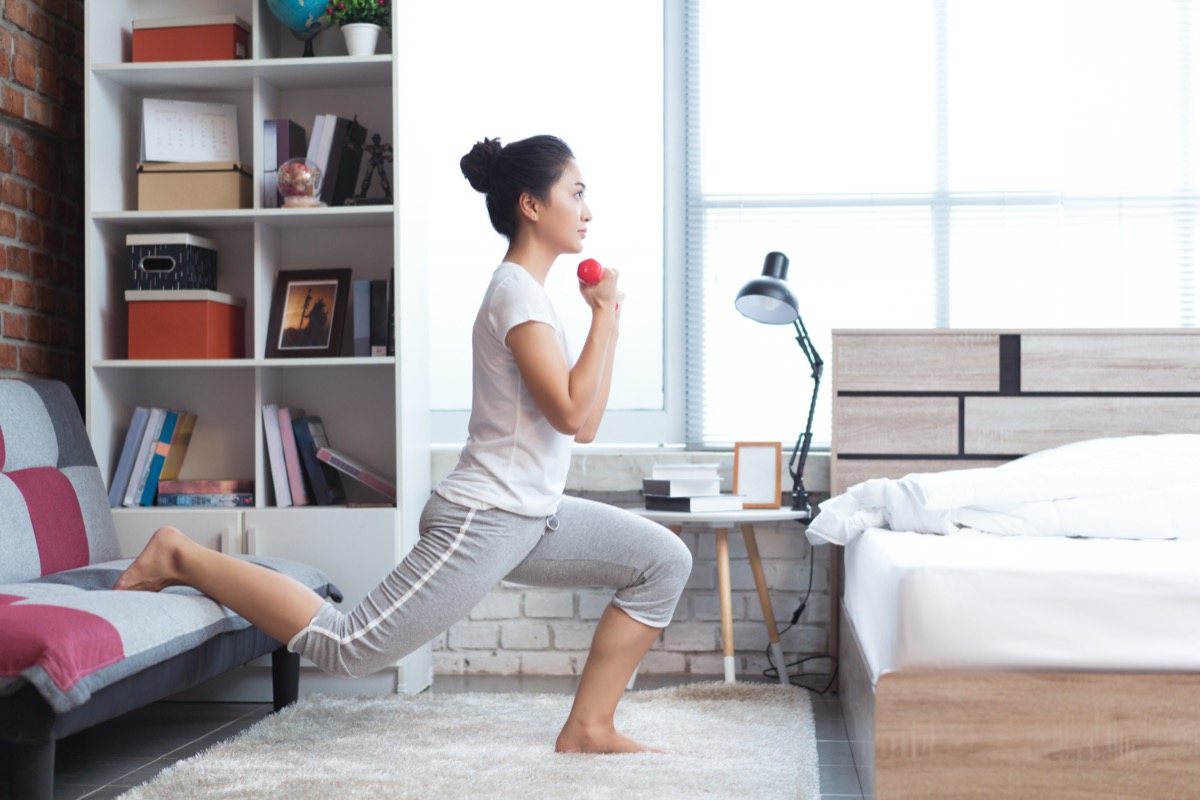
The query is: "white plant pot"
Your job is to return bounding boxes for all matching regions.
[342,23,382,57]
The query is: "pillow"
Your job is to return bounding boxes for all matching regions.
[0,380,120,582]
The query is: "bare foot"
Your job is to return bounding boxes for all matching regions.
[555,719,664,754]
[114,526,190,592]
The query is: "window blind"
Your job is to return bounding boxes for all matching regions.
[685,0,1198,449]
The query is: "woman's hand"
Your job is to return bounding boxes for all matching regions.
[580,266,620,314]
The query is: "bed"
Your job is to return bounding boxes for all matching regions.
[822,329,1200,798]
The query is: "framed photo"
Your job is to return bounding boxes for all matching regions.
[733,441,782,508]
[265,269,352,358]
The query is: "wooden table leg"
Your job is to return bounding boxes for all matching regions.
[715,527,736,682]
[742,524,788,685]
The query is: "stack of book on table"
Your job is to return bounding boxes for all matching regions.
[642,463,744,512]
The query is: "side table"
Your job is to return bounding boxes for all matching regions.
[629,506,810,684]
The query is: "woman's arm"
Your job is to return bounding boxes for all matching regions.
[573,293,622,442]
[506,273,619,437]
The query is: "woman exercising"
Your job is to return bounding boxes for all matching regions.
[116,134,693,754]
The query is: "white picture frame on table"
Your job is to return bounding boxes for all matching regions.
[733,441,782,509]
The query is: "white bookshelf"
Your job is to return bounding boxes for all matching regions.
[84,0,432,695]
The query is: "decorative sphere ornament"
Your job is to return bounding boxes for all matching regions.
[277,158,324,207]
[266,0,333,57]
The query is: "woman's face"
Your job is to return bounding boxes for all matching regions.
[537,160,592,255]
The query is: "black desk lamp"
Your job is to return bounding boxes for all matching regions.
[734,251,823,515]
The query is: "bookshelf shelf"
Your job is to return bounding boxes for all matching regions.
[84,0,430,695]
[91,55,393,92]
[92,207,395,234]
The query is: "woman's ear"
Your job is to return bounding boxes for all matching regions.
[518,191,540,223]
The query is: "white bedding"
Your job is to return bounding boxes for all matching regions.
[844,528,1200,684]
[810,434,1200,546]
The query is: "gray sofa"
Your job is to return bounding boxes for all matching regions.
[0,379,341,799]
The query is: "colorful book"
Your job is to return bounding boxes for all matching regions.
[123,407,165,507]
[262,403,291,507]
[158,479,254,494]
[642,476,722,497]
[315,445,396,501]
[292,415,347,506]
[265,117,307,208]
[263,118,277,208]
[308,113,340,199]
[386,268,394,356]
[370,278,388,356]
[138,409,181,506]
[643,493,744,513]
[325,115,367,207]
[109,406,150,508]
[157,411,197,482]
[157,492,254,507]
[353,279,371,357]
[305,114,327,168]
[277,406,310,506]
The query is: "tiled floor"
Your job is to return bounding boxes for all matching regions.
[0,674,863,800]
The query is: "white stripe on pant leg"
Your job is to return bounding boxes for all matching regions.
[304,508,476,647]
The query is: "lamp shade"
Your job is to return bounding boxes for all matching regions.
[734,251,799,325]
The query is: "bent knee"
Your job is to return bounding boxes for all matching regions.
[659,534,694,592]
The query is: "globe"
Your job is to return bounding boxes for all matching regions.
[266,0,333,56]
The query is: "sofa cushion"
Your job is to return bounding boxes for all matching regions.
[0,556,342,714]
[0,380,120,582]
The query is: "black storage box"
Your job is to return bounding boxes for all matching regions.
[127,233,219,291]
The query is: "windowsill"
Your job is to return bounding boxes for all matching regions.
[430,444,831,494]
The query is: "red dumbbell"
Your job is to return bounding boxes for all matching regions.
[577,258,604,286]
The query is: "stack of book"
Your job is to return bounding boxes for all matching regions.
[262,404,395,506]
[262,118,308,208]
[352,269,395,357]
[108,407,199,507]
[306,112,368,207]
[642,463,744,512]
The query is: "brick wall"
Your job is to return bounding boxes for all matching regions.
[432,486,835,682]
[0,0,86,405]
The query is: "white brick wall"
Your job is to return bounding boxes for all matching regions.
[430,461,835,679]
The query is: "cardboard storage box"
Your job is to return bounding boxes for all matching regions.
[127,233,219,291]
[126,290,245,360]
[132,16,251,62]
[137,162,252,211]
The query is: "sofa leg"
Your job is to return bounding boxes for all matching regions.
[9,739,55,800]
[271,647,300,712]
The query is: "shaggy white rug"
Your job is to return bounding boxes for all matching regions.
[119,681,818,799]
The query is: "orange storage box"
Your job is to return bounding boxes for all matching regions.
[132,16,251,62]
[126,290,245,360]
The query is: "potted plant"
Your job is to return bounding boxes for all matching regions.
[326,0,391,56]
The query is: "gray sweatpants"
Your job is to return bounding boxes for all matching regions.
[288,492,693,678]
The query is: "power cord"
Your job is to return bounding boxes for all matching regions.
[761,538,839,693]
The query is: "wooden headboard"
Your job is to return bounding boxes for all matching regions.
[830,329,1200,495]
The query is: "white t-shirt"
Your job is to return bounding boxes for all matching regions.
[435,262,574,517]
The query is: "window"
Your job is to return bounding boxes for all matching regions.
[415,2,666,444]
[686,0,1198,448]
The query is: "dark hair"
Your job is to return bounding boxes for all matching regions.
[460,135,575,240]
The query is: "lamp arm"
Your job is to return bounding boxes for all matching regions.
[788,316,824,514]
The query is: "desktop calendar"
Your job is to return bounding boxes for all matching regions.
[141,98,240,163]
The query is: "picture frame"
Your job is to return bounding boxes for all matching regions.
[733,441,782,508]
[265,269,352,358]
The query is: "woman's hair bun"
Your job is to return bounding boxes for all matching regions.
[460,137,503,194]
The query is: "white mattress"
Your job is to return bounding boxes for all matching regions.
[843,528,1200,684]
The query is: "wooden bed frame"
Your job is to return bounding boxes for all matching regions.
[829,329,1200,798]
